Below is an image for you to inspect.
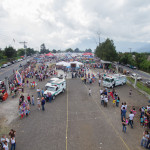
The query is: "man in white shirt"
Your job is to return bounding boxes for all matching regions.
[3,141,9,150]
[101,94,104,105]
[100,89,103,95]
[104,96,108,107]
[128,111,134,128]
[37,88,41,97]
[98,79,101,87]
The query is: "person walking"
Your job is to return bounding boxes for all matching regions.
[31,95,34,105]
[10,136,16,150]
[37,98,41,110]
[101,94,104,105]
[128,111,134,128]
[98,79,101,87]
[41,97,46,111]
[116,97,120,107]
[104,95,108,107]
[122,117,127,133]
[26,79,29,87]
[141,130,149,148]
[37,88,41,97]
[89,88,91,96]
[41,89,44,97]
[121,107,126,121]
[27,94,31,104]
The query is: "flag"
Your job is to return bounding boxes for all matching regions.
[16,70,22,85]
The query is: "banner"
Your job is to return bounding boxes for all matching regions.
[16,70,22,85]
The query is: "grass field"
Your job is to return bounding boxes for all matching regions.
[127,76,150,95]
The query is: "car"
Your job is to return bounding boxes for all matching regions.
[1,64,8,68]
[146,81,150,88]
[7,62,12,66]
[126,64,130,67]
[130,65,136,69]
[131,73,142,81]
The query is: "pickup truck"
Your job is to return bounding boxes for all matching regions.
[131,73,142,81]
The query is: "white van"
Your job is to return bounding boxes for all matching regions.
[103,74,126,88]
[44,79,66,99]
[45,78,60,89]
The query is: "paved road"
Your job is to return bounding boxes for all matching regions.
[12,77,146,150]
[118,65,150,81]
[0,58,32,81]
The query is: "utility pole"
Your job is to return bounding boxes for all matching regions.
[97,32,101,46]
[129,48,132,53]
[19,41,27,62]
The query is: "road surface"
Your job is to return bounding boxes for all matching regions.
[0,58,32,81]
[11,77,146,150]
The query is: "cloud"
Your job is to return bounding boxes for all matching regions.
[0,0,150,52]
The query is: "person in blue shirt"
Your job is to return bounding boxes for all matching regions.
[121,107,126,121]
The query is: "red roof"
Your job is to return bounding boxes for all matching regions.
[45,53,54,56]
[82,52,93,56]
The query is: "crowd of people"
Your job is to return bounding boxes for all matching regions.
[0,56,149,149]
[0,129,16,150]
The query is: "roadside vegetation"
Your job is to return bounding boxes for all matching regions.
[127,76,150,95]
[94,38,150,73]
[0,46,37,66]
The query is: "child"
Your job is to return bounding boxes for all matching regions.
[122,117,127,133]
[89,88,91,96]
[113,99,116,107]
[31,95,34,105]
[37,98,41,110]
[27,94,31,104]
[144,116,148,128]
[116,96,120,107]
[140,116,144,126]
[11,136,16,150]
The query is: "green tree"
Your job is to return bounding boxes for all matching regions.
[0,49,4,59]
[17,48,25,56]
[26,48,36,56]
[85,48,92,53]
[135,53,147,69]
[4,46,17,58]
[66,48,73,52]
[40,43,49,54]
[95,38,117,61]
[52,49,57,53]
[74,48,80,53]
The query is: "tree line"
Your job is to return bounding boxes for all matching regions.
[0,46,37,61]
[40,43,92,54]
[94,38,150,73]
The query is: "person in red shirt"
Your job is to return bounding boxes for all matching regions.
[27,94,31,104]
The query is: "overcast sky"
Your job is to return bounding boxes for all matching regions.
[0,0,150,52]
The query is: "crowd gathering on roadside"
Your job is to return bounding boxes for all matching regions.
[0,56,150,149]
[0,129,16,150]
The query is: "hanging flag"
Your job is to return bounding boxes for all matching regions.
[16,70,22,85]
